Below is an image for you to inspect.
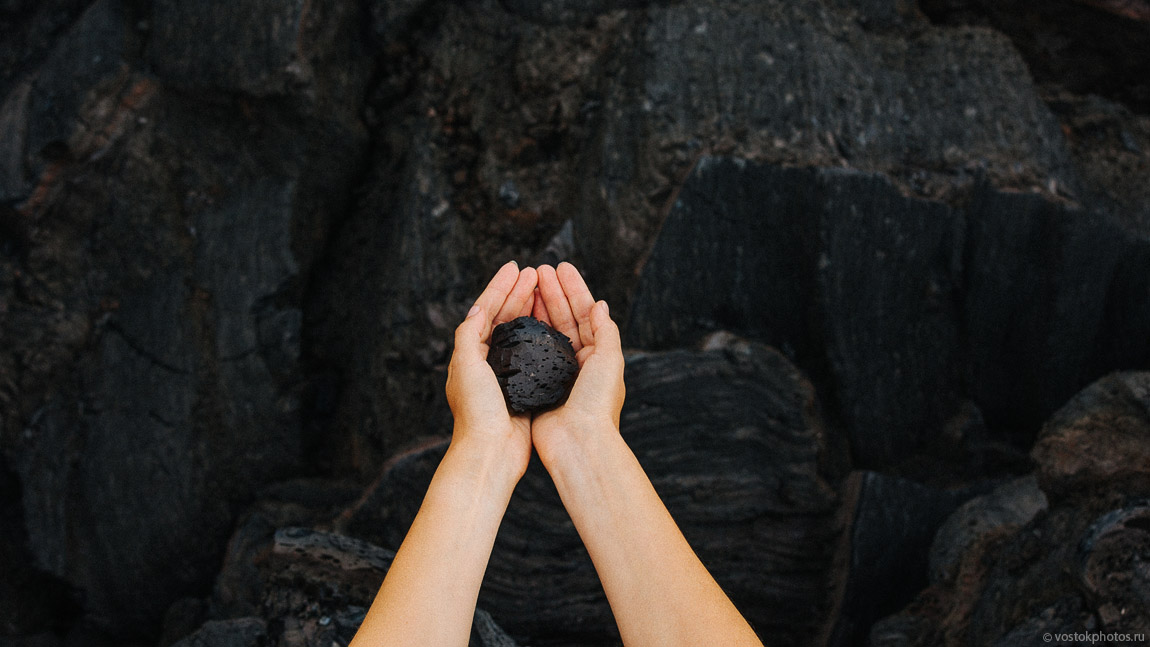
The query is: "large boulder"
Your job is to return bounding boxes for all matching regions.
[576,0,1079,312]
[626,157,1150,465]
[299,0,1148,471]
[176,523,520,647]
[870,372,1150,646]
[340,335,847,646]
[0,0,370,635]
[1032,371,1150,499]
[829,471,972,646]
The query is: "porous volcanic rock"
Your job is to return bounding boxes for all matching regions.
[487,316,579,414]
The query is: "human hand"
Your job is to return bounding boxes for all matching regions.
[529,262,626,470]
[445,261,538,484]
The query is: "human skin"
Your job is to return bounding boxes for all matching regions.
[349,260,537,647]
[531,262,764,647]
[351,261,763,647]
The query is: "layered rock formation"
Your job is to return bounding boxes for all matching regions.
[1,0,1147,645]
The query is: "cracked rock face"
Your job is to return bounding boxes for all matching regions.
[486,317,579,414]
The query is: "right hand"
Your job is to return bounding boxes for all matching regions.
[529,263,626,469]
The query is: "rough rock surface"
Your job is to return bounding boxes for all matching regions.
[177,525,518,647]
[928,475,1048,584]
[303,0,1150,468]
[488,316,579,413]
[626,157,1150,466]
[1032,372,1150,499]
[0,0,368,637]
[341,336,846,646]
[829,471,971,646]
[1,0,1149,644]
[922,0,1150,113]
[870,373,1150,646]
[578,0,1080,312]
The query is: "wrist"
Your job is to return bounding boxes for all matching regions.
[443,430,527,496]
[537,420,624,486]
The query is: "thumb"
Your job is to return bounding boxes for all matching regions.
[589,300,621,356]
[454,304,491,361]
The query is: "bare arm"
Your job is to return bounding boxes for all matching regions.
[351,262,536,647]
[531,263,763,647]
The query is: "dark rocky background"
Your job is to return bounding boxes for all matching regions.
[1,0,1148,645]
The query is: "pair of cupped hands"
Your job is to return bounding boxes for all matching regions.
[445,261,625,482]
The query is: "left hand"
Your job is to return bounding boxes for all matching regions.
[445,261,538,483]
[528,263,626,472]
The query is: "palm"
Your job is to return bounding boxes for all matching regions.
[446,262,538,477]
[530,263,625,458]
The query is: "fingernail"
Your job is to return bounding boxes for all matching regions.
[599,300,609,315]
[467,304,481,318]
[510,260,518,268]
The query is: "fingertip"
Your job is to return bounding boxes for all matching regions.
[589,300,623,368]
[456,304,485,341]
[532,290,550,322]
[590,299,616,333]
[556,261,578,281]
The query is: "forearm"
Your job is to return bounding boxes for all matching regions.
[351,435,520,647]
[543,427,762,647]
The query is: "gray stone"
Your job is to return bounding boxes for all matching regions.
[1076,502,1150,630]
[929,475,1048,584]
[273,526,395,572]
[473,608,521,647]
[1032,372,1150,499]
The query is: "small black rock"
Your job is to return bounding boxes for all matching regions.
[487,316,579,414]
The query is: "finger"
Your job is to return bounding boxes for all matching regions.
[556,262,596,349]
[468,261,520,347]
[496,267,538,324]
[538,264,581,352]
[589,300,621,357]
[474,261,521,325]
[532,289,550,323]
[452,304,488,365]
